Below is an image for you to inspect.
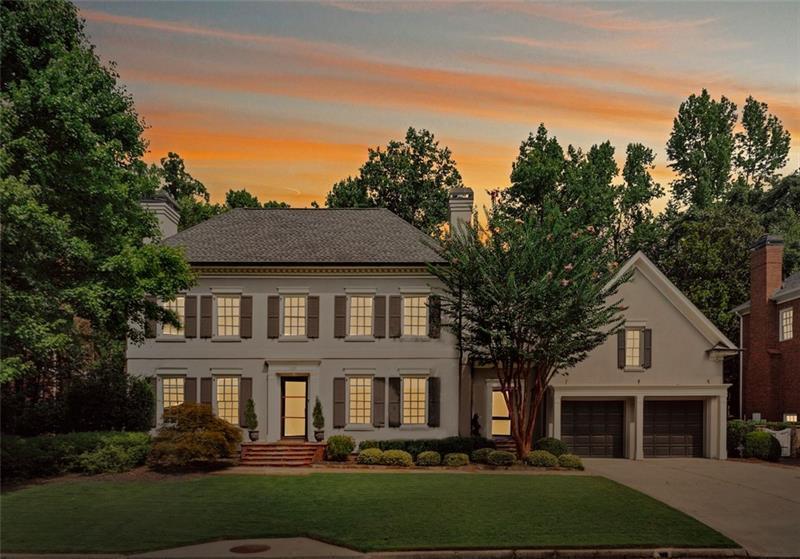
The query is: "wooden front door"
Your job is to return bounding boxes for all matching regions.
[281,377,308,440]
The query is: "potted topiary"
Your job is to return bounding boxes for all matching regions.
[244,398,259,442]
[312,397,325,441]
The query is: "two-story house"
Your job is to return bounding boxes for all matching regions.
[130,188,735,460]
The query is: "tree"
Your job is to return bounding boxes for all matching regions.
[429,206,626,457]
[735,97,791,191]
[759,171,800,275]
[666,89,737,209]
[160,152,209,202]
[325,128,463,235]
[225,188,261,208]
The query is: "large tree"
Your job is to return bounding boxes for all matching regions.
[325,127,463,236]
[430,206,626,457]
[735,96,791,191]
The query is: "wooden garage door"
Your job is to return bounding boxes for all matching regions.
[643,401,704,457]
[561,401,624,458]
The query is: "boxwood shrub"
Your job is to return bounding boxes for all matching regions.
[443,452,469,467]
[535,437,568,457]
[326,435,355,461]
[558,453,584,470]
[471,447,494,464]
[357,436,494,458]
[526,450,558,467]
[488,450,516,467]
[382,449,413,467]
[743,431,782,462]
[416,450,442,466]
[356,447,383,465]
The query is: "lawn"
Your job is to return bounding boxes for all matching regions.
[0,473,736,553]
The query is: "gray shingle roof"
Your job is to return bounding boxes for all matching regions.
[164,208,443,265]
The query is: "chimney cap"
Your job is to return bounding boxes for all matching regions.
[750,234,784,251]
[450,187,474,200]
[142,189,180,212]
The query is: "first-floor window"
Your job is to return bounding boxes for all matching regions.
[349,296,373,336]
[161,295,185,336]
[403,296,428,336]
[625,328,642,367]
[216,295,240,337]
[348,377,372,424]
[216,376,240,425]
[162,377,184,411]
[779,308,793,341]
[402,376,427,425]
[283,295,306,337]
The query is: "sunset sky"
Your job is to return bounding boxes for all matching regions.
[77,1,800,212]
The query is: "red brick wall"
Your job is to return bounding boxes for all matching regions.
[777,300,800,419]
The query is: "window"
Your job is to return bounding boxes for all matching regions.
[283,296,306,337]
[161,296,185,336]
[403,296,428,336]
[349,296,373,337]
[216,296,240,337]
[348,377,372,425]
[491,389,511,436]
[162,377,184,411]
[215,376,239,425]
[625,328,642,368]
[779,308,793,341]
[402,376,427,424]
[783,413,798,423]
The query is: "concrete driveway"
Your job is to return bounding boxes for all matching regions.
[584,458,800,558]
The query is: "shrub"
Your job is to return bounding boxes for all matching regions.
[727,419,755,457]
[356,447,383,465]
[382,449,413,467]
[558,453,584,470]
[535,437,568,457]
[526,450,558,467]
[359,440,379,451]
[77,444,137,475]
[147,403,241,471]
[471,447,494,464]
[443,452,469,467]
[488,450,516,467]
[743,431,782,462]
[416,450,442,466]
[243,399,258,431]
[325,435,355,461]
[312,398,324,431]
[353,437,494,458]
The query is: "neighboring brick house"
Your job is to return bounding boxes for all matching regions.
[733,235,800,423]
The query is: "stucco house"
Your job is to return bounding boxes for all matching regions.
[129,188,735,462]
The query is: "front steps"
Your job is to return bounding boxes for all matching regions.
[493,438,517,454]
[240,442,326,467]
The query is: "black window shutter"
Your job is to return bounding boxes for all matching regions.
[199,296,213,338]
[388,377,401,427]
[388,296,402,338]
[427,377,440,427]
[428,295,441,338]
[307,296,320,338]
[184,377,197,404]
[333,377,346,427]
[617,330,625,369]
[267,296,279,339]
[373,296,386,338]
[200,377,212,406]
[150,376,158,427]
[643,328,652,368]
[334,296,347,338]
[184,296,197,338]
[240,296,253,338]
[372,377,386,427]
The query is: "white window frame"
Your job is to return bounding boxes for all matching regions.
[402,295,429,338]
[158,373,186,423]
[400,373,428,426]
[624,326,645,371]
[213,373,241,426]
[779,307,793,341]
[347,294,374,339]
[346,374,374,428]
[158,295,186,340]
[213,293,241,340]
[281,294,308,339]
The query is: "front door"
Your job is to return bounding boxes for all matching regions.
[491,388,511,438]
[281,377,308,440]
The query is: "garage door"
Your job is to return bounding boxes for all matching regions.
[643,401,704,457]
[561,401,624,457]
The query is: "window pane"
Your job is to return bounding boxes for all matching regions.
[402,376,426,424]
[284,380,306,397]
[283,296,306,337]
[215,376,239,425]
[162,377,185,411]
[492,390,509,418]
[284,418,305,437]
[162,296,185,336]
[348,377,372,424]
[781,309,793,341]
[349,296,373,337]
[403,296,428,336]
[216,296,240,337]
[492,419,511,436]
[625,329,641,367]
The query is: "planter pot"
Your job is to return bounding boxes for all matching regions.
[314,430,324,442]
[248,430,259,442]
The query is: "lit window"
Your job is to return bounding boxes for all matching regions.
[779,308,793,341]
[348,377,372,425]
[161,296,185,336]
[216,296,240,337]
[491,389,511,436]
[216,376,239,425]
[402,376,427,425]
[283,296,306,337]
[625,328,642,368]
[349,296,373,337]
[162,377,184,411]
[784,413,798,423]
[403,296,428,336]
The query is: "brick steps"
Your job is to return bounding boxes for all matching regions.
[493,439,517,454]
[240,442,325,467]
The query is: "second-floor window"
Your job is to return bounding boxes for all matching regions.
[625,328,642,368]
[161,296,185,336]
[403,296,428,336]
[349,296,373,336]
[283,295,306,337]
[216,295,240,337]
[780,308,794,341]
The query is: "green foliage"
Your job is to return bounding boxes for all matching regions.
[471,447,494,464]
[147,404,241,471]
[325,435,355,461]
[356,447,383,465]
[326,127,462,236]
[557,453,584,470]
[442,452,469,467]
[743,431,781,462]
[355,437,493,458]
[225,189,288,209]
[487,450,516,467]
[312,397,324,430]
[381,449,413,467]
[243,399,258,431]
[535,437,568,457]
[415,450,442,466]
[735,96,791,191]
[76,436,150,475]
[526,450,559,467]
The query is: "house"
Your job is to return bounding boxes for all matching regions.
[129,188,735,460]
[733,235,800,423]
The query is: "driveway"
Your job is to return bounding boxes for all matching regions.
[584,458,800,558]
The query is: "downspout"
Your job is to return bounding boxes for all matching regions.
[739,314,744,419]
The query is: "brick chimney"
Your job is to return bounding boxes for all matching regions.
[141,189,180,240]
[448,187,474,235]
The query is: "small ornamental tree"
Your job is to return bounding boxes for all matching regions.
[243,399,258,431]
[312,397,325,431]
[429,206,627,458]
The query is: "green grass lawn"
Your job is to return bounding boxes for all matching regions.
[0,473,735,553]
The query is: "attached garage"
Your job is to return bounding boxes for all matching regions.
[643,400,704,457]
[561,401,624,458]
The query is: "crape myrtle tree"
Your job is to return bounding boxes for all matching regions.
[429,206,627,458]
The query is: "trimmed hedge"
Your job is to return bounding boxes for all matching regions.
[727,419,796,457]
[558,453,584,470]
[743,431,781,462]
[416,451,442,466]
[358,436,494,458]
[443,452,469,467]
[356,448,383,465]
[326,435,355,461]
[382,449,413,467]
[526,450,558,467]
[535,437,568,457]
[471,447,494,464]
[488,450,516,467]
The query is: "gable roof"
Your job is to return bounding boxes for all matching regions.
[610,252,737,350]
[164,208,443,265]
